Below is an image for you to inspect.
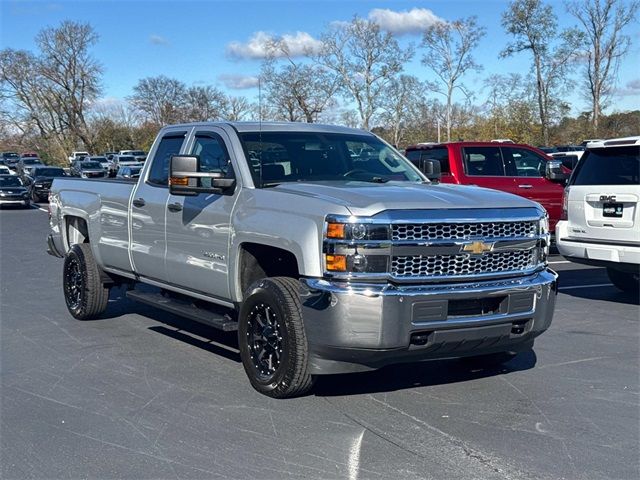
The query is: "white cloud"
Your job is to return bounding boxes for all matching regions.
[615,79,640,97]
[149,35,168,46]
[218,74,260,90]
[226,31,322,60]
[368,8,444,35]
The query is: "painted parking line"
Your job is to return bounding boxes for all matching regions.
[559,283,613,291]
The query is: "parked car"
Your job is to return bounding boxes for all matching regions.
[88,156,111,172]
[68,151,90,164]
[538,146,558,154]
[25,166,67,202]
[1,152,20,169]
[16,157,43,176]
[118,149,146,162]
[0,166,15,175]
[556,136,639,293]
[0,175,30,208]
[47,122,557,398]
[109,155,139,175]
[20,151,39,158]
[70,160,106,178]
[116,165,143,180]
[103,152,118,161]
[404,142,568,231]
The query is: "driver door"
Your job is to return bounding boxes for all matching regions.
[164,128,237,301]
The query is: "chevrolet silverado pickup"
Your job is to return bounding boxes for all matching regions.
[47,122,558,398]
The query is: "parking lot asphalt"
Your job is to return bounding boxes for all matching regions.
[1,205,638,480]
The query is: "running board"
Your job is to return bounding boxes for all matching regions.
[126,290,238,332]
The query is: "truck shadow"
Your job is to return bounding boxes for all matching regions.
[313,349,537,397]
[561,286,639,306]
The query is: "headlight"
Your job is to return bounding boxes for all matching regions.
[538,214,549,235]
[326,221,389,240]
[324,216,390,275]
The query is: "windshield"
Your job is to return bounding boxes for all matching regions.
[118,156,135,162]
[129,151,145,156]
[3,153,19,159]
[22,159,40,165]
[81,162,102,169]
[238,131,424,186]
[34,168,65,177]
[91,157,107,162]
[0,176,24,187]
[571,146,639,186]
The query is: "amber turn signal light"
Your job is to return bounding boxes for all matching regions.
[325,254,347,271]
[326,223,346,239]
[169,176,188,186]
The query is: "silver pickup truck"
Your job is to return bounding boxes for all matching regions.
[47,122,557,398]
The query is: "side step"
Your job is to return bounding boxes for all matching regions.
[126,290,238,332]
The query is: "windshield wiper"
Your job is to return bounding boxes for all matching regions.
[362,177,389,183]
[260,182,281,188]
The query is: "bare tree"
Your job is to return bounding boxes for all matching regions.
[129,76,186,125]
[183,85,227,122]
[223,96,251,121]
[379,75,425,146]
[316,16,413,130]
[260,39,338,123]
[501,0,581,145]
[565,0,639,133]
[420,16,485,141]
[1,21,102,160]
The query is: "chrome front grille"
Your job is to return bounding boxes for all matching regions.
[391,221,537,241]
[392,250,536,278]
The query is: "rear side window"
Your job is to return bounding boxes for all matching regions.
[462,147,505,176]
[405,147,450,174]
[147,133,186,186]
[571,146,639,186]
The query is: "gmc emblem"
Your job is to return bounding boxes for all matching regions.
[600,195,616,202]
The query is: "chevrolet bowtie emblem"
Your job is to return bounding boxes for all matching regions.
[462,241,494,255]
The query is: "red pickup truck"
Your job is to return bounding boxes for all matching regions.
[405,142,568,231]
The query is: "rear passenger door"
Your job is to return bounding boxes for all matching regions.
[164,127,237,302]
[130,129,189,282]
[459,146,514,192]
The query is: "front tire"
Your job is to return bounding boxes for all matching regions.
[607,267,639,294]
[238,277,314,398]
[63,243,110,319]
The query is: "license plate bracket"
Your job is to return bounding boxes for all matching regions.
[603,202,623,218]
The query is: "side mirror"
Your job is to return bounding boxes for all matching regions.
[417,158,442,183]
[169,155,236,196]
[545,160,569,182]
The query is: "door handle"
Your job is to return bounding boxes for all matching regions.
[167,202,182,212]
[132,198,146,207]
[518,184,533,189]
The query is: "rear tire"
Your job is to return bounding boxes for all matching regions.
[238,277,314,398]
[63,243,110,319]
[607,267,639,294]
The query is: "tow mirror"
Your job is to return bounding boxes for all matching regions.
[169,155,236,196]
[418,158,442,183]
[545,160,569,182]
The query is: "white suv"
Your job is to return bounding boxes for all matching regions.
[556,137,639,293]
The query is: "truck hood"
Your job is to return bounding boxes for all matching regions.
[273,181,539,216]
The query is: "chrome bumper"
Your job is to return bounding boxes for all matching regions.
[299,269,558,374]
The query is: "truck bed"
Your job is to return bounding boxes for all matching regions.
[51,177,136,273]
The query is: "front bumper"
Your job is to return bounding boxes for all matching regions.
[0,198,29,206]
[300,269,557,374]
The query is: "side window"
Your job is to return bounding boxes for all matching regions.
[405,148,450,174]
[147,133,186,186]
[503,147,546,177]
[463,147,505,176]
[191,133,234,178]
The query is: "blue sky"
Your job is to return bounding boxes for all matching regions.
[2,0,639,115]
